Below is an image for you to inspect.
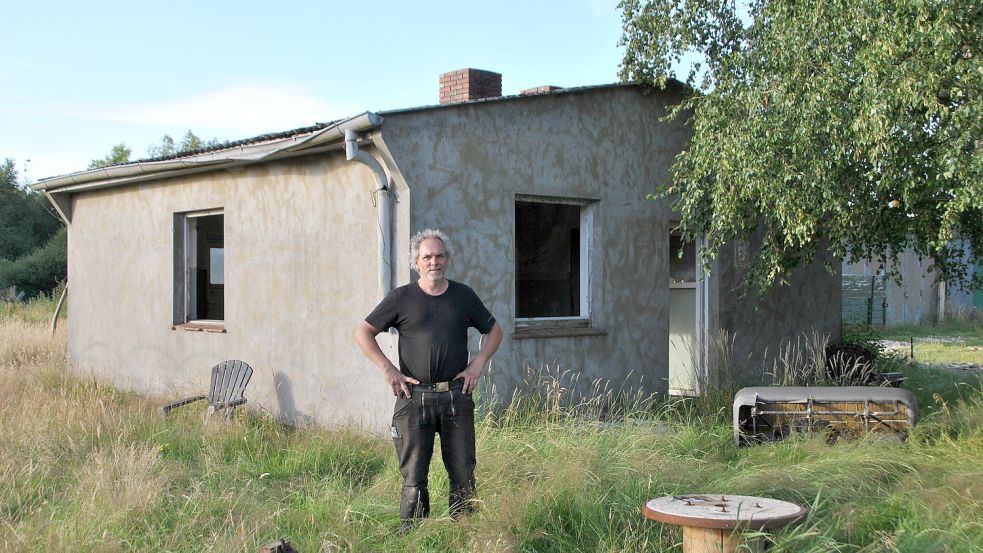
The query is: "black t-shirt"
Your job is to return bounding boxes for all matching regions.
[365,280,496,383]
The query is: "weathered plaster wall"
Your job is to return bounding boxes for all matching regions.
[715,240,843,384]
[66,151,400,429]
[380,87,690,401]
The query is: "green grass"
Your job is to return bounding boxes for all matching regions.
[908,340,983,365]
[881,319,983,340]
[847,320,983,426]
[876,355,982,420]
[0,284,66,325]
[875,320,983,372]
[882,337,983,366]
[3,313,983,551]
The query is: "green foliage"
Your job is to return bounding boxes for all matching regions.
[146,130,220,158]
[88,131,221,172]
[0,158,64,299]
[0,227,67,299]
[87,143,132,170]
[620,0,983,293]
[147,134,178,158]
[0,282,66,324]
[842,324,885,357]
[0,159,62,261]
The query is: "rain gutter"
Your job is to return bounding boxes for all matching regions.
[32,112,383,197]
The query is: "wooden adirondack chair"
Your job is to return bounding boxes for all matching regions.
[159,359,254,420]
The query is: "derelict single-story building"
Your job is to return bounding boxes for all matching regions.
[34,69,841,430]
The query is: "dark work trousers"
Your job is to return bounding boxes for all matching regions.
[391,381,477,523]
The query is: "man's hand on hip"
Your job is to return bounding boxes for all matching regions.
[385,366,419,398]
[453,360,485,394]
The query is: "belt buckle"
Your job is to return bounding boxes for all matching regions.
[435,381,450,392]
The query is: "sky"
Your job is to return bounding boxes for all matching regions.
[1,0,627,183]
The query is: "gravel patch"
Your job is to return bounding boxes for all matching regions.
[925,362,983,374]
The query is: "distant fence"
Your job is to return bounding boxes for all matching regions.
[843,275,887,325]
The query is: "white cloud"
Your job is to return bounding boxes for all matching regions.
[92,83,350,134]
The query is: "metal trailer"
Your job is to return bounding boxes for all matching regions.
[733,386,918,447]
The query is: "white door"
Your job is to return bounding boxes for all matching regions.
[668,233,704,396]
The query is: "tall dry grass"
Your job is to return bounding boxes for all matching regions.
[0,320,169,550]
[2,313,983,551]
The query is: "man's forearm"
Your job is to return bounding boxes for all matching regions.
[354,321,398,372]
[474,322,503,365]
[455,323,502,393]
[355,320,418,397]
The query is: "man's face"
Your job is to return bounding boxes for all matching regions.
[415,238,448,282]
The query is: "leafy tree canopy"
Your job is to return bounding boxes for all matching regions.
[1,159,62,261]
[146,130,220,158]
[0,226,67,299]
[88,131,221,170]
[620,0,982,291]
[87,143,132,170]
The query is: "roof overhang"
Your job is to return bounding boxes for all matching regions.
[32,111,383,196]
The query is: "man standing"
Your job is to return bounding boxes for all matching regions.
[354,229,502,529]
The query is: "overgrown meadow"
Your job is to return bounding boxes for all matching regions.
[2,297,982,552]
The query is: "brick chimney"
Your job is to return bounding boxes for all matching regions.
[439,68,502,104]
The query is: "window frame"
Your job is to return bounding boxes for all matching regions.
[514,194,595,330]
[173,208,225,330]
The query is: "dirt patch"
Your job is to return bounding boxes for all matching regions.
[921,336,970,344]
[924,362,983,375]
[879,339,911,352]
[880,337,969,348]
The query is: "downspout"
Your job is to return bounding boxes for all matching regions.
[345,128,392,298]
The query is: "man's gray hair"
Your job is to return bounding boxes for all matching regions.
[410,229,454,273]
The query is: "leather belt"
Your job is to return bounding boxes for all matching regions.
[413,380,462,392]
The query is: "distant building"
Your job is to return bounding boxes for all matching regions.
[843,243,981,326]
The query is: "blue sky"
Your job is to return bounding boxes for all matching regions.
[2,0,626,182]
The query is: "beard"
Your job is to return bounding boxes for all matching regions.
[424,268,445,281]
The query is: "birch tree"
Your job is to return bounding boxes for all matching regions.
[620,0,982,290]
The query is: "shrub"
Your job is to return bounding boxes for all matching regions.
[0,227,67,299]
[841,324,884,358]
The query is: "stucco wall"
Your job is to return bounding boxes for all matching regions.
[380,87,689,402]
[715,240,843,385]
[66,152,400,429]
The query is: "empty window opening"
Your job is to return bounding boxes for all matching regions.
[175,211,224,323]
[669,234,697,284]
[515,199,590,319]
